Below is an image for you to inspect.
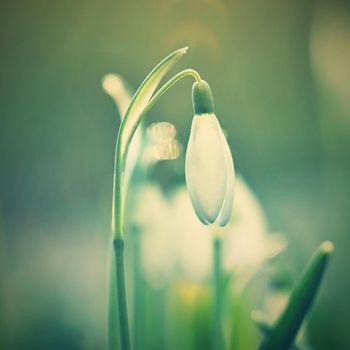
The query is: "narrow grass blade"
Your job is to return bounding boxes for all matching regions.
[251,310,303,350]
[260,241,334,350]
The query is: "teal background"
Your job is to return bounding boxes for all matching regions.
[1,0,350,349]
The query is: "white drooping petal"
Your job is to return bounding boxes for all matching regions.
[215,131,235,226]
[185,113,232,224]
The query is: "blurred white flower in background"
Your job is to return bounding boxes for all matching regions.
[171,187,212,280]
[133,183,176,288]
[147,121,177,141]
[173,177,286,285]
[102,74,132,117]
[222,177,287,291]
[135,177,287,290]
[142,122,182,164]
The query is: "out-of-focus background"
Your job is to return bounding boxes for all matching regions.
[1,0,349,349]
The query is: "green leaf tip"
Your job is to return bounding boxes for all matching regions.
[118,46,189,156]
[252,310,306,350]
[321,241,334,254]
[260,241,334,350]
[179,46,189,54]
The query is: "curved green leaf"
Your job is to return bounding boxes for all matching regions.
[119,47,188,157]
[252,310,303,350]
[111,47,189,239]
[260,241,334,350]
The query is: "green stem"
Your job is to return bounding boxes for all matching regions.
[213,236,224,350]
[114,238,131,350]
[132,226,143,350]
[155,287,167,349]
[108,246,120,350]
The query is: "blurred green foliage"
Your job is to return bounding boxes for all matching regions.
[1,0,350,349]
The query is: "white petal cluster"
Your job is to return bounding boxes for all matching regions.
[185,113,235,226]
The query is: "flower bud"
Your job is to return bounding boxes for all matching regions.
[185,80,235,226]
[192,80,214,114]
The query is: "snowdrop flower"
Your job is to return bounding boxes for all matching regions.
[186,80,235,226]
